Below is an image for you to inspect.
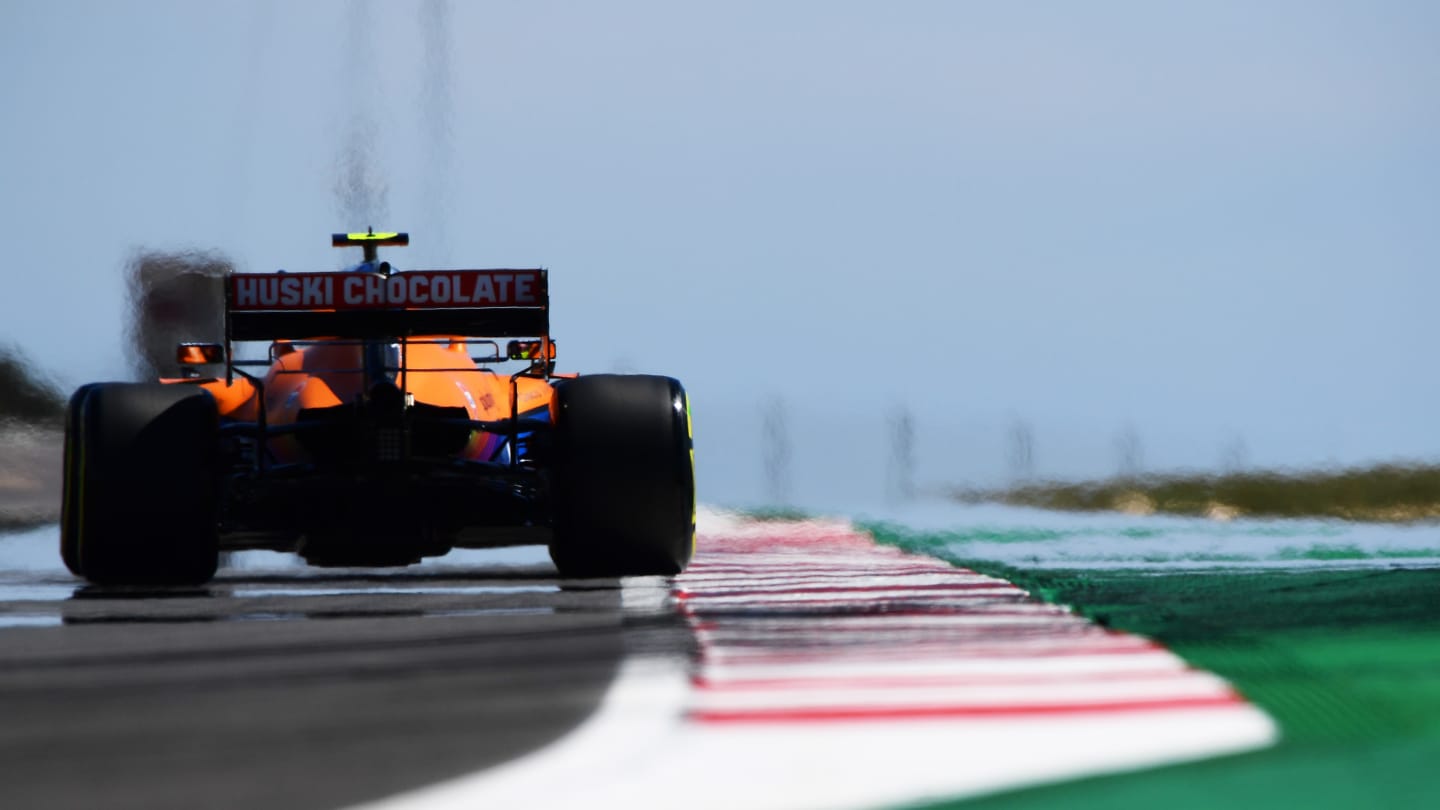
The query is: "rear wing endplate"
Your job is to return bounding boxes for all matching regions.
[226,269,548,341]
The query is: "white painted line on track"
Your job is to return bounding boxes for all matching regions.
[347,579,692,810]
[350,508,1277,810]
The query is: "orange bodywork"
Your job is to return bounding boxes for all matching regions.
[186,337,556,463]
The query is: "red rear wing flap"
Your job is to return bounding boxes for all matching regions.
[226,269,548,340]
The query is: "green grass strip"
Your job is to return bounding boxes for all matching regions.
[863,524,1440,809]
[959,464,1440,522]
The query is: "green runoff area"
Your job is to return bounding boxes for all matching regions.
[867,523,1440,810]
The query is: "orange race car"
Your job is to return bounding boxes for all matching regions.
[61,231,695,585]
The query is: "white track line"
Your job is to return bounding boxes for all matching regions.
[352,510,1276,810]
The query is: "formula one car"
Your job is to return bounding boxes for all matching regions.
[61,231,695,585]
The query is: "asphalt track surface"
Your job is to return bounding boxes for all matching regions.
[0,534,690,810]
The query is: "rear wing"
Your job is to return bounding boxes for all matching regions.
[225,269,548,341]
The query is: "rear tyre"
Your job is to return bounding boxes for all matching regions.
[59,383,100,576]
[66,383,221,585]
[548,374,695,578]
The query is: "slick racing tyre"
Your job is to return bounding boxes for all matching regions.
[65,383,220,586]
[548,374,695,578]
[59,383,99,577]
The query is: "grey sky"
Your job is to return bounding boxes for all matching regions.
[3,1,1438,506]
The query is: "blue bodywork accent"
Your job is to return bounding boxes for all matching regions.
[492,404,551,463]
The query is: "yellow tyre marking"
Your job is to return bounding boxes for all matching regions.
[686,392,696,557]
